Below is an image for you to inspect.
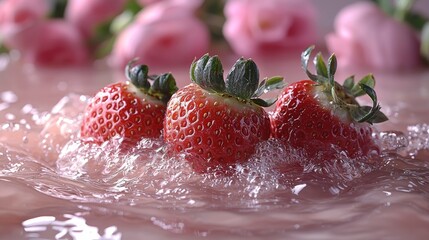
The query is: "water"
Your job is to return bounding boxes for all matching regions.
[1,94,429,240]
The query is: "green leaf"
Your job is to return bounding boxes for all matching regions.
[190,54,225,92]
[368,110,389,123]
[404,11,428,31]
[343,75,355,92]
[394,0,414,21]
[327,54,337,86]
[350,74,375,97]
[50,0,68,18]
[125,0,143,15]
[110,11,135,34]
[350,83,388,123]
[301,45,319,82]
[202,56,225,92]
[225,58,259,99]
[151,73,178,103]
[252,76,285,98]
[127,63,150,89]
[265,76,285,90]
[314,53,328,79]
[253,79,266,98]
[190,54,209,84]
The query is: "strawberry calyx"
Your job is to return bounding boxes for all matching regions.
[190,54,285,107]
[301,46,388,124]
[126,61,178,104]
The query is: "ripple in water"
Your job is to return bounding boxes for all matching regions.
[1,94,429,239]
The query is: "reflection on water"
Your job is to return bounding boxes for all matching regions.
[23,214,121,240]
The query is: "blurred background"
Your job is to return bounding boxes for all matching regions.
[0,0,428,72]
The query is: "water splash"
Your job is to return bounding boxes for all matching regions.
[406,124,429,155]
[22,214,122,240]
[1,94,429,213]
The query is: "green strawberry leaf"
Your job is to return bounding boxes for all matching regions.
[191,54,225,92]
[327,53,337,86]
[203,56,225,92]
[343,75,355,92]
[251,97,278,107]
[126,60,178,103]
[126,62,150,89]
[191,54,208,84]
[314,52,328,79]
[150,73,178,103]
[350,83,388,123]
[225,58,259,99]
[350,74,375,97]
[302,45,336,86]
[301,46,319,82]
[253,76,285,98]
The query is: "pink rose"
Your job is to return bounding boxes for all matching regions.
[65,0,127,38]
[223,0,317,57]
[326,2,421,71]
[19,20,90,66]
[0,0,50,50]
[136,0,203,23]
[110,0,209,69]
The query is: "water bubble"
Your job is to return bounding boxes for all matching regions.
[406,124,429,155]
[378,131,408,152]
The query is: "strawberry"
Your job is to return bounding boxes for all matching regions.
[164,54,284,173]
[80,63,177,147]
[270,46,388,164]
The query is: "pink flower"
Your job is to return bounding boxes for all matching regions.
[19,20,90,66]
[0,0,50,50]
[110,0,209,69]
[326,1,421,71]
[223,0,317,57]
[65,0,127,38]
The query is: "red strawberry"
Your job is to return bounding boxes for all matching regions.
[271,46,388,164]
[164,54,284,173]
[80,63,177,147]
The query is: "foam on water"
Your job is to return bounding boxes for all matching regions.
[1,94,429,239]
